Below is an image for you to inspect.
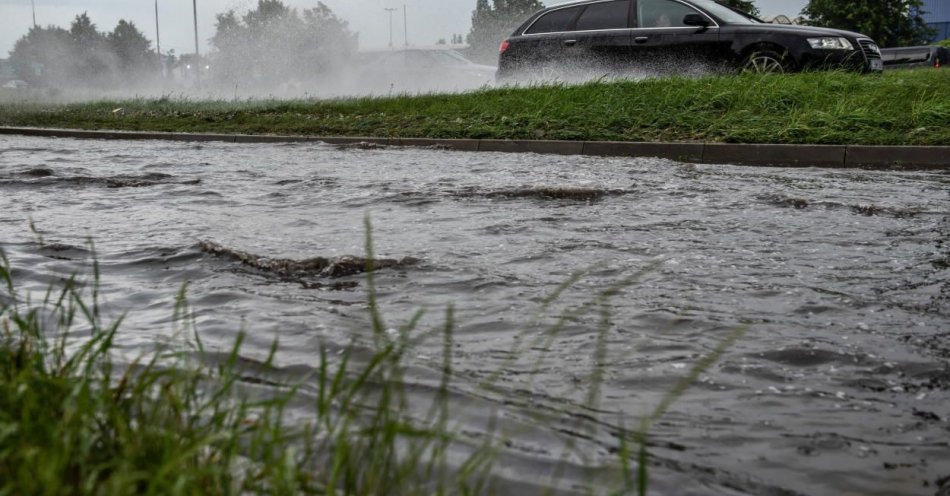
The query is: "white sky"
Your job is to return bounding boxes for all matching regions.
[1,0,808,57]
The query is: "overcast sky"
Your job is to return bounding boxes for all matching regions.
[1,0,808,57]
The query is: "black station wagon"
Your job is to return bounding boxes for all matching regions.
[496,0,884,81]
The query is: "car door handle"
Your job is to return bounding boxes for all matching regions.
[634,36,649,44]
[563,39,577,47]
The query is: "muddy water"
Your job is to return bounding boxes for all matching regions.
[1,134,948,495]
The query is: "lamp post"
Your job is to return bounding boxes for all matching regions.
[154,0,162,73]
[192,0,200,87]
[384,8,396,49]
[403,4,408,47]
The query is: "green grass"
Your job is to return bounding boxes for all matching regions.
[0,224,744,495]
[1,69,949,145]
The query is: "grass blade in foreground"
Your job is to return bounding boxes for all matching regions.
[0,235,745,494]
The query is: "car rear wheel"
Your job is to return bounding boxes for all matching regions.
[743,49,791,73]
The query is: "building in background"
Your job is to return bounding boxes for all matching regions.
[0,59,16,82]
[921,0,950,41]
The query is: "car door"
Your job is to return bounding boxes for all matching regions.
[628,0,724,74]
[561,0,634,76]
[518,4,588,74]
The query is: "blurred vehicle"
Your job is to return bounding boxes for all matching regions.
[350,48,496,94]
[497,0,884,82]
[880,45,948,69]
[1,80,29,89]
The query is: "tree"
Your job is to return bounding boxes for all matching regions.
[209,0,356,90]
[467,0,544,63]
[69,12,104,53]
[67,12,118,86]
[8,13,161,89]
[801,0,935,47]
[9,25,72,87]
[718,0,759,17]
[108,20,158,81]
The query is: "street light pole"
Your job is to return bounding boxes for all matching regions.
[154,0,162,72]
[192,0,200,87]
[384,8,396,49]
[403,4,408,47]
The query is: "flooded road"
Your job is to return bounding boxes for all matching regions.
[1,134,948,495]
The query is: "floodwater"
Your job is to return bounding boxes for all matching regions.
[1,134,948,495]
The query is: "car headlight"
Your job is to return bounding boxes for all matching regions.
[807,37,854,50]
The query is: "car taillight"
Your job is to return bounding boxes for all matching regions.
[499,40,510,54]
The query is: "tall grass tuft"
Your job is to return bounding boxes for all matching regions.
[0,225,744,494]
[0,242,461,495]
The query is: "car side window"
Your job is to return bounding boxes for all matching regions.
[636,0,699,28]
[574,1,631,31]
[525,5,585,34]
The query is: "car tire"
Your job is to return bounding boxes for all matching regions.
[743,49,792,74]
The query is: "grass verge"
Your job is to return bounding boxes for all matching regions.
[0,224,744,494]
[1,70,949,145]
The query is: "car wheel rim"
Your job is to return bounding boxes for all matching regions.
[746,55,784,73]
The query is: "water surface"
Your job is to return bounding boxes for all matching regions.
[1,135,948,495]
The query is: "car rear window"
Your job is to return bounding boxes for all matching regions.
[575,0,631,31]
[525,5,585,34]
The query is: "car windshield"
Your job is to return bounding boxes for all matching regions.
[687,0,759,24]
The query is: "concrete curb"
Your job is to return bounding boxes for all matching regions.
[1,127,947,170]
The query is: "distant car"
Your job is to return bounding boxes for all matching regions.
[497,0,884,82]
[880,46,948,69]
[350,48,496,94]
[1,80,29,89]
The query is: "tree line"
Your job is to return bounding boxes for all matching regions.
[8,1,356,91]
[10,13,157,89]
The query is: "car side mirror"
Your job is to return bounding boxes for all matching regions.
[683,14,710,27]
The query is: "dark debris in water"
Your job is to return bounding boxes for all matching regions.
[899,332,950,360]
[754,347,871,367]
[301,280,360,291]
[758,194,810,210]
[37,243,90,260]
[757,194,924,218]
[103,174,201,188]
[457,186,625,202]
[936,475,950,496]
[850,203,922,218]
[2,171,200,189]
[273,179,303,186]
[911,408,943,422]
[198,240,419,281]
[23,168,55,177]
[851,204,882,216]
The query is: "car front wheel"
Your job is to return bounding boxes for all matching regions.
[743,49,792,73]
